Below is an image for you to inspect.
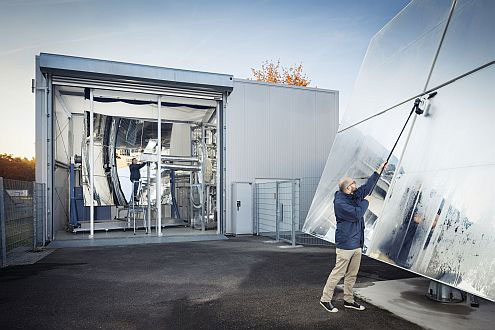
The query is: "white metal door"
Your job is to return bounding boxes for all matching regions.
[232,182,253,235]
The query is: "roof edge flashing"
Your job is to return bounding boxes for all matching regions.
[39,53,233,91]
[233,78,338,94]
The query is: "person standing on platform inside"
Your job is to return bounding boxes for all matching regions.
[129,158,146,203]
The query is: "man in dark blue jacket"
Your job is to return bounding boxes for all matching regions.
[320,162,386,313]
[129,158,147,202]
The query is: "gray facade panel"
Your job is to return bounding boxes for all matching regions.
[226,80,338,234]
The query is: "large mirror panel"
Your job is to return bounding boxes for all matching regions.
[341,0,453,128]
[368,64,495,301]
[303,100,416,252]
[427,0,495,89]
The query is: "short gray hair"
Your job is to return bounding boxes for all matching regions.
[338,177,353,192]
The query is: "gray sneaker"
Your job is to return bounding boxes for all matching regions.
[343,301,365,310]
[320,300,338,313]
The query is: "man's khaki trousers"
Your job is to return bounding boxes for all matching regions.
[321,247,362,303]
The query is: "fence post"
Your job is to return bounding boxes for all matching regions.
[254,183,259,235]
[0,177,6,267]
[42,184,46,246]
[275,181,280,241]
[291,180,296,246]
[32,182,37,251]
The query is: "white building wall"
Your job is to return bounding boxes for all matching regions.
[225,79,338,234]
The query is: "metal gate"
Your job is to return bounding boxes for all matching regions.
[254,180,299,246]
[253,178,333,247]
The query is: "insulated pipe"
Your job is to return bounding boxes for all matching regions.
[157,95,162,236]
[161,164,202,171]
[162,155,200,162]
[89,89,94,238]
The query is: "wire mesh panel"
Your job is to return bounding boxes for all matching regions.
[254,180,300,245]
[1,179,34,252]
[296,177,332,246]
[296,233,334,246]
[33,182,46,248]
[299,177,319,230]
[255,182,277,239]
[277,181,298,244]
[0,178,47,267]
[253,178,330,246]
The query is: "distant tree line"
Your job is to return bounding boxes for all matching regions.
[0,154,35,181]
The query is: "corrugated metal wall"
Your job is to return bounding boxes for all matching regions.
[225,79,338,233]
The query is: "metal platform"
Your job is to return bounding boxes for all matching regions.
[72,218,189,233]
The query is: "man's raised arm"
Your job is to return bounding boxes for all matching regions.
[354,162,387,199]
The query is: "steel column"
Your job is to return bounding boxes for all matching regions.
[89,89,94,238]
[147,163,151,234]
[157,95,162,236]
[189,173,193,226]
[201,124,206,232]
[219,95,227,234]
[46,74,54,241]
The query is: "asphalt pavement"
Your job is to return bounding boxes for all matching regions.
[0,236,422,329]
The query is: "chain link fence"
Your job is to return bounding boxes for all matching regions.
[0,178,46,267]
[254,177,332,247]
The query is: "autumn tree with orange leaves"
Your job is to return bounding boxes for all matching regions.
[251,60,311,87]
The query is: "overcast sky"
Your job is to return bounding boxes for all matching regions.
[0,0,410,158]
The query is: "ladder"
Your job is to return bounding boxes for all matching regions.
[126,179,150,234]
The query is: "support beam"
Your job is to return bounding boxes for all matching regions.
[89,89,94,239]
[157,95,162,236]
[201,124,206,232]
[216,100,221,235]
[44,84,49,243]
[147,163,151,234]
[220,94,227,234]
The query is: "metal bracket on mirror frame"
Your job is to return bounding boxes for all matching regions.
[418,91,438,117]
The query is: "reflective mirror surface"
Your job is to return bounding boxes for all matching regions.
[303,101,415,252]
[304,0,495,301]
[427,0,495,88]
[81,113,183,206]
[341,0,453,128]
[368,65,495,300]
